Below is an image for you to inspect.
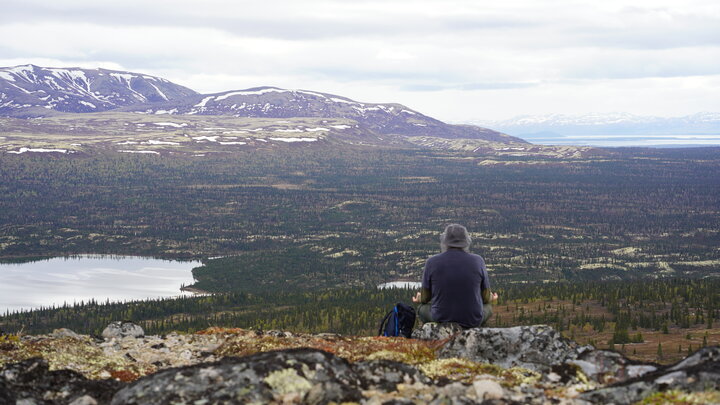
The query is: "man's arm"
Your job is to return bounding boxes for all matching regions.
[412,288,432,304]
[482,288,499,304]
[480,261,497,304]
[482,288,492,304]
[420,287,431,304]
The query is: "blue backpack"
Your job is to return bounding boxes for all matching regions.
[378,302,416,338]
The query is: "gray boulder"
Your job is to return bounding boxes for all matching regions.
[580,346,720,405]
[439,325,579,372]
[569,349,657,384]
[101,321,144,340]
[50,328,84,340]
[0,357,123,405]
[412,322,464,340]
[110,348,363,404]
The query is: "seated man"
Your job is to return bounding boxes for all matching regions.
[412,224,497,328]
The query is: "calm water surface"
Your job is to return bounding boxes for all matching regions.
[0,255,201,314]
[377,281,422,290]
[524,134,720,147]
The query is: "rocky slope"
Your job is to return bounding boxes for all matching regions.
[1,322,718,404]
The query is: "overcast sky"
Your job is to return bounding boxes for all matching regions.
[1,0,718,121]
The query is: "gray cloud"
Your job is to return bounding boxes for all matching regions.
[401,82,540,92]
[0,0,540,41]
[1,0,718,119]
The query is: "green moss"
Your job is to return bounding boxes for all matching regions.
[637,390,720,405]
[418,357,539,386]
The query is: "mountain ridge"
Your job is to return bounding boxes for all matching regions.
[0,64,523,143]
[0,64,198,116]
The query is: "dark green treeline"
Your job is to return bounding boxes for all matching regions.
[1,278,717,337]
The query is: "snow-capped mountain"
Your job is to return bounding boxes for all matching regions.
[0,65,522,143]
[129,86,516,142]
[471,113,720,137]
[0,65,197,116]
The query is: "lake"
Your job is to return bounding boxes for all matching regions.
[0,255,201,315]
[377,281,422,290]
[522,134,720,148]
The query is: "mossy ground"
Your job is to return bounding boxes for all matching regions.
[208,327,437,364]
[0,334,153,379]
[637,389,720,405]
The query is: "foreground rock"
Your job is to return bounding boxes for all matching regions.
[569,348,658,384]
[101,321,144,340]
[112,348,363,404]
[411,322,464,340]
[0,357,124,405]
[1,324,718,404]
[580,347,720,405]
[439,325,581,372]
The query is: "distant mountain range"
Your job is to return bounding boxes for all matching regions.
[470,113,720,138]
[0,64,520,144]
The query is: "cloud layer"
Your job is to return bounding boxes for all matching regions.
[1,0,718,120]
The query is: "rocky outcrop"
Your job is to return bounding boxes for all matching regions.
[101,321,144,340]
[1,324,718,404]
[111,348,363,405]
[0,357,124,405]
[580,347,720,405]
[568,348,658,384]
[439,325,581,372]
[411,322,464,340]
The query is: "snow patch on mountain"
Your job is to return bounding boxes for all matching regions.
[268,137,318,142]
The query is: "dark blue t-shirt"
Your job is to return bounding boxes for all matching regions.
[421,249,490,328]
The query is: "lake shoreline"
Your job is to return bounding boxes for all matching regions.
[179,286,214,295]
[0,255,201,314]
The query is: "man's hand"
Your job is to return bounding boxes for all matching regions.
[412,291,421,303]
[491,292,499,302]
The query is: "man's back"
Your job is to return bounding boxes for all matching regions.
[422,249,489,328]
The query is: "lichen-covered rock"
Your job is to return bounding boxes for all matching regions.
[412,322,464,340]
[110,348,363,404]
[101,322,144,340]
[580,346,720,405]
[0,357,124,405]
[3,325,715,404]
[439,325,579,372]
[352,359,431,391]
[50,328,85,340]
[472,378,505,401]
[568,349,657,384]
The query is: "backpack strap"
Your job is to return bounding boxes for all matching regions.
[394,306,399,336]
[378,309,394,336]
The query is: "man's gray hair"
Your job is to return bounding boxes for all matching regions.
[440,224,471,253]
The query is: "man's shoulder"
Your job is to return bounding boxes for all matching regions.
[470,253,487,268]
[427,251,485,262]
[468,252,485,262]
[426,252,445,264]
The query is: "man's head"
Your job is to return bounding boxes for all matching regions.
[440,224,471,252]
